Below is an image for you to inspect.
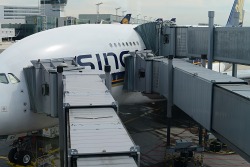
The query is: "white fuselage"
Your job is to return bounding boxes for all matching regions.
[0,24,148,135]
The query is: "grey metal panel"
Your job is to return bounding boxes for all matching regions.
[214,27,250,64]
[145,61,152,93]
[171,59,244,130]
[162,27,176,57]
[69,108,135,154]
[23,66,37,112]
[77,156,137,167]
[64,74,115,106]
[49,72,57,117]
[212,84,250,158]
[152,60,169,97]
[152,61,161,93]
[135,56,152,93]
[172,59,244,83]
[173,67,213,130]
[176,27,188,57]
[187,27,209,57]
[123,56,135,91]
[158,61,169,97]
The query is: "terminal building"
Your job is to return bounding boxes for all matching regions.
[79,14,148,24]
[0,5,40,25]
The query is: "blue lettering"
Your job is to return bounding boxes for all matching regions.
[119,51,129,67]
[103,52,119,70]
[95,54,102,70]
[77,54,95,69]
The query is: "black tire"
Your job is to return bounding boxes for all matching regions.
[8,148,18,163]
[17,150,32,166]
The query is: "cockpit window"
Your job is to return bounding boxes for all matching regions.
[0,73,9,84]
[8,73,20,84]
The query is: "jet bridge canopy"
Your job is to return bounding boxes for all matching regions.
[135,23,250,65]
[124,51,250,162]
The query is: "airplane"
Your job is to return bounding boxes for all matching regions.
[226,0,245,27]
[0,0,245,165]
[0,23,150,165]
[100,14,132,24]
[120,14,132,24]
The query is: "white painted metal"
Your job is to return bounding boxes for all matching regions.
[64,73,115,107]
[69,108,134,154]
[77,156,137,167]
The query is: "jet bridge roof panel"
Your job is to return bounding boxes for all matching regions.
[171,59,245,83]
[213,84,250,159]
[77,156,137,167]
[64,73,115,106]
[69,108,135,154]
[216,84,250,99]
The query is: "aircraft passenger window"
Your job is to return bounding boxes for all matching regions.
[0,73,9,84]
[129,42,132,46]
[122,43,125,46]
[133,42,136,45]
[136,41,140,45]
[114,43,117,47]
[126,42,129,46]
[8,73,20,84]
[109,43,113,47]
[118,43,121,47]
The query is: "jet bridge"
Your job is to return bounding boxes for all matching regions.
[124,51,250,162]
[23,58,140,167]
[135,21,250,65]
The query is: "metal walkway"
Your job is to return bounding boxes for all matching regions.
[24,58,139,167]
[124,51,250,162]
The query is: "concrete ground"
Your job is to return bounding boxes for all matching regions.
[0,101,250,167]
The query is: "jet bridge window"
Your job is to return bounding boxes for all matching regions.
[8,73,20,84]
[0,73,9,84]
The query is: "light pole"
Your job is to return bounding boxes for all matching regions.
[96,2,103,23]
[115,7,121,22]
[144,16,147,23]
[122,10,127,16]
[137,14,140,24]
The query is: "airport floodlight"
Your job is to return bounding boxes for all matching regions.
[96,2,103,23]
[122,10,127,16]
[137,14,140,24]
[144,16,147,23]
[115,7,121,22]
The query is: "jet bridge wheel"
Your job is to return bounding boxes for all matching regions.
[17,150,32,166]
[8,148,18,163]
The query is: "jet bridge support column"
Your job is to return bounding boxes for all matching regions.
[105,65,112,90]
[167,55,174,147]
[232,64,238,77]
[57,66,67,167]
[208,11,214,70]
[201,54,207,68]
[199,54,207,146]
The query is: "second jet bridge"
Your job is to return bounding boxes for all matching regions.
[124,51,250,162]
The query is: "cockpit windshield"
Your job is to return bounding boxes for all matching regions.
[0,73,20,84]
[8,73,20,84]
[0,73,9,84]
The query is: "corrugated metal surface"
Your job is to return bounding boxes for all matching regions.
[173,60,244,83]
[212,84,250,157]
[69,108,134,154]
[64,74,114,106]
[214,27,250,64]
[173,66,213,130]
[77,156,137,167]
[176,27,188,57]
[171,59,244,130]
[187,27,208,57]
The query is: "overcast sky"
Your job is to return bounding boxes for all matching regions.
[1,0,250,26]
